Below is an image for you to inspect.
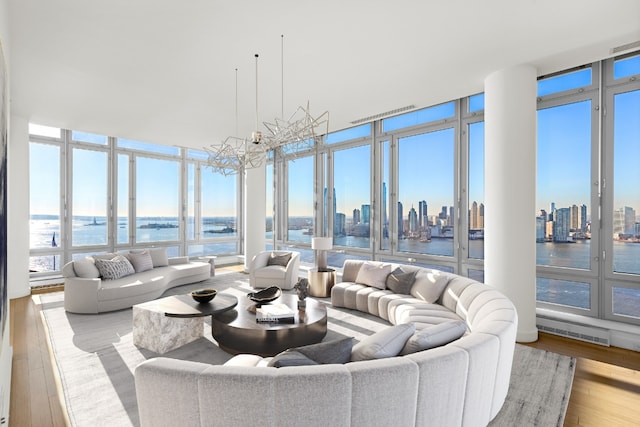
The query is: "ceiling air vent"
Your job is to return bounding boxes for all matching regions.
[351,105,416,125]
[610,40,640,55]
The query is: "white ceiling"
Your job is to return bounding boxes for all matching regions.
[7,0,640,149]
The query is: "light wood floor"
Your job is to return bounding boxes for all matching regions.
[9,268,640,426]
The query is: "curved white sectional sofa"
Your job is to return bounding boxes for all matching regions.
[135,260,517,427]
[62,252,210,314]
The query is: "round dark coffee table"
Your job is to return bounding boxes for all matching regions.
[211,293,327,356]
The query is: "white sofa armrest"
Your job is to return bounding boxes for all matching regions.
[64,277,101,314]
[168,256,189,265]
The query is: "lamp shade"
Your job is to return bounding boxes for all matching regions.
[312,237,333,250]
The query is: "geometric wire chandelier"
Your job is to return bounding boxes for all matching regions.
[205,36,328,175]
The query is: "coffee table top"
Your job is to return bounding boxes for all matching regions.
[136,293,238,318]
[213,293,326,330]
[211,293,328,356]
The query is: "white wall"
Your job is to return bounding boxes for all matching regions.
[0,0,13,422]
[7,116,30,300]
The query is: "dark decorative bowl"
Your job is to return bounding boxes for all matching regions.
[190,289,217,303]
[247,286,282,304]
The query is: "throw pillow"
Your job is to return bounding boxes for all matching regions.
[267,252,292,267]
[267,350,319,368]
[73,257,100,278]
[385,267,417,294]
[410,269,450,303]
[148,248,169,267]
[94,255,135,280]
[289,337,354,365]
[400,321,468,355]
[355,262,392,290]
[351,323,416,361]
[127,251,154,273]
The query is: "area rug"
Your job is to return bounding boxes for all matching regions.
[39,271,575,427]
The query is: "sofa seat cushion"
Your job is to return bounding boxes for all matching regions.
[395,303,463,329]
[252,264,287,280]
[331,282,369,309]
[98,268,168,300]
[377,294,425,322]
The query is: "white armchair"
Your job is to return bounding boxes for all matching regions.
[249,251,301,290]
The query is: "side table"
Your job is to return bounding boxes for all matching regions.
[308,268,336,297]
[133,293,237,354]
[196,255,217,276]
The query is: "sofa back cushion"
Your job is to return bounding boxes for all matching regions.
[342,259,364,282]
[410,269,450,303]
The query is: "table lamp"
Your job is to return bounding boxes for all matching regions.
[311,237,333,271]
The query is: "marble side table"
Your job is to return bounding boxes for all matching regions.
[133,293,237,354]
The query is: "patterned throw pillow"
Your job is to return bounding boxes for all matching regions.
[267,252,292,267]
[95,255,135,280]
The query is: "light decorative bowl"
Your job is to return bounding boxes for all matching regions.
[190,289,217,303]
[247,286,282,304]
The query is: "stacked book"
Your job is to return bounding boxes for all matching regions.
[256,303,296,323]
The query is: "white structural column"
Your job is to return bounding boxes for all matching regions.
[484,64,538,342]
[243,162,266,272]
[8,115,31,299]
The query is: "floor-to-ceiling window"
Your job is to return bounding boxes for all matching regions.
[536,66,598,315]
[535,54,640,324]
[28,128,242,279]
[604,53,640,324]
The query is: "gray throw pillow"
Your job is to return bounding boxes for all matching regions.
[267,252,292,267]
[94,255,135,280]
[289,337,354,365]
[400,321,468,355]
[385,267,417,294]
[127,251,154,273]
[267,350,319,368]
[351,323,415,361]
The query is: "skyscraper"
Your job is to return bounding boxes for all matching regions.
[408,206,418,233]
[361,204,370,224]
[553,208,571,242]
[418,200,427,228]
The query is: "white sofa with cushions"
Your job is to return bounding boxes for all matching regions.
[134,259,517,427]
[62,248,211,314]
